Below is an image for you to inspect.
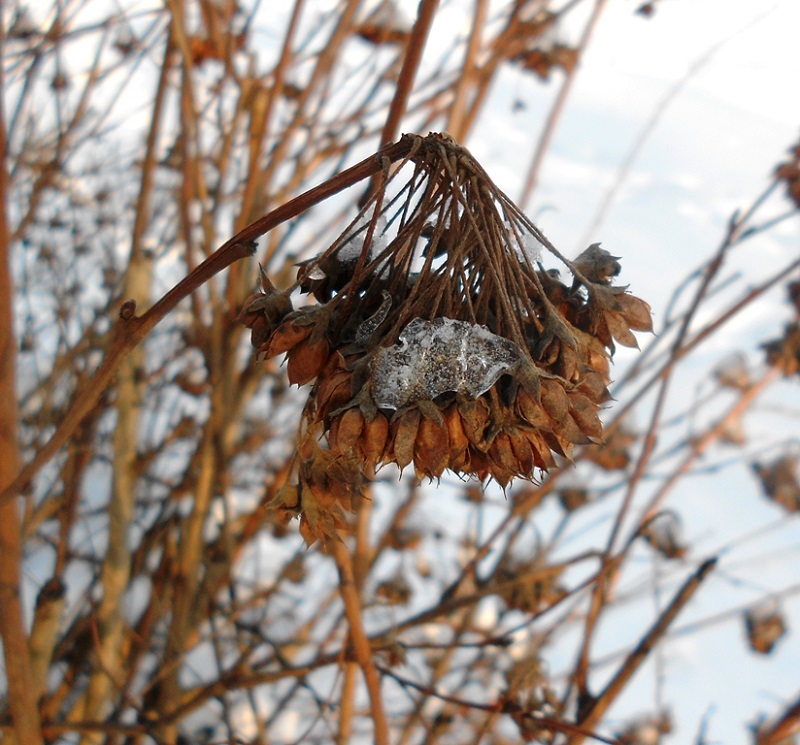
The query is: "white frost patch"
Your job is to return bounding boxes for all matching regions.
[338,212,388,264]
[371,317,522,409]
[506,221,544,266]
[517,229,544,266]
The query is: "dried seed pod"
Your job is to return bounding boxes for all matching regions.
[713,353,752,391]
[239,269,293,325]
[762,322,800,376]
[585,423,637,471]
[489,432,521,476]
[515,387,552,431]
[314,368,353,422]
[458,396,490,449]
[414,413,450,479]
[496,560,565,613]
[523,428,556,470]
[614,291,653,333]
[572,243,621,285]
[286,337,330,386]
[567,391,603,443]
[540,378,570,424]
[466,447,492,482]
[265,318,314,358]
[576,370,612,404]
[330,407,365,456]
[640,512,687,560]
[388,408,421,470]
[744,602,787,655]
[375,573,412,605]
[361,412,389,471]
[444,404,470,470]
[752,456,800,512]
[604,309,640,348]
[239,134,652,522]
[508,430,535,476]
[559,487,590,511]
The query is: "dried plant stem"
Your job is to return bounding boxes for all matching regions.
[337,492,373,742]
[569,558,717,744]
[235,0,306,231]
[0,25,44,744]
[572,213,735,697]
[635,366,781,528]
[757,692,800,745]
[380,0,441,147]
[446,0,488,141]
[80,25,170,735]
[337,662,358,743]
[519,0,609,208]
[332,540,389,745]
[378,665,621,745]
[0,136,416,510]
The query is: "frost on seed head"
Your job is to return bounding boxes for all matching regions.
[337,212,388,265]
[371,317,523,409]
[508,223,544,267]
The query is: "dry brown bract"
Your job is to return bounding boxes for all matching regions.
[239,133,652,542]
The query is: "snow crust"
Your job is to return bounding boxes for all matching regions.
[371,317,522,409]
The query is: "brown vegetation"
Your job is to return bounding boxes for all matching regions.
[1,1,799,743]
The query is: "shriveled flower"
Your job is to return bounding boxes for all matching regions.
[240,133,651,542]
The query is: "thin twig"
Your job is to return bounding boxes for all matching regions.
[519,0,610,209]
[568,558,717,744]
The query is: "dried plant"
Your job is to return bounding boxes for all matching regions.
[1,2,799,745]
[240,134,650,542]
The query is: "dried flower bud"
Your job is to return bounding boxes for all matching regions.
[745,602,787,655]
[752,455,800,512]
[640,511,687,560]
[572,243,622,285]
